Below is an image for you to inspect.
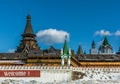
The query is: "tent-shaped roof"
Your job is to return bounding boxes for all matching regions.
[24,14,34,34]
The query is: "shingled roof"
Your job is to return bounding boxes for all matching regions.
[24,14,34,34]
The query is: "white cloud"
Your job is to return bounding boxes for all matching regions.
[115,30,120,36]
[94,30,112,36]
[36,28,70,44]
[8,49,15,53]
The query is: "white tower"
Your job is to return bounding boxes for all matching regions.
[61,36,71,67]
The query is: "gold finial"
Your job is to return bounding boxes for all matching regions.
[65,35,67,38]
[65,35,68,41]
[27,10,31,20]
[104,31,107,36]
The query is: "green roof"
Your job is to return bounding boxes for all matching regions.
[63,37,69,55]
[92,40,95,48]
[103,36,109,46]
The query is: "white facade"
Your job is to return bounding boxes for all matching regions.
[90,48,98,54]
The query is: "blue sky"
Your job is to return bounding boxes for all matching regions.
[0,0,120,53]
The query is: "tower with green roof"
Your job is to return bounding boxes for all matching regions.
[99,36,113,54]
[61,35,71,67]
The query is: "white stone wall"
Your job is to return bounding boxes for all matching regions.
[0,66,120,84]
[0,66,72,83]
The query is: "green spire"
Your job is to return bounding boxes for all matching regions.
[92,40,95,48]
[63,35,69,55]
[77,45,83,54]
[103,36,109,46]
